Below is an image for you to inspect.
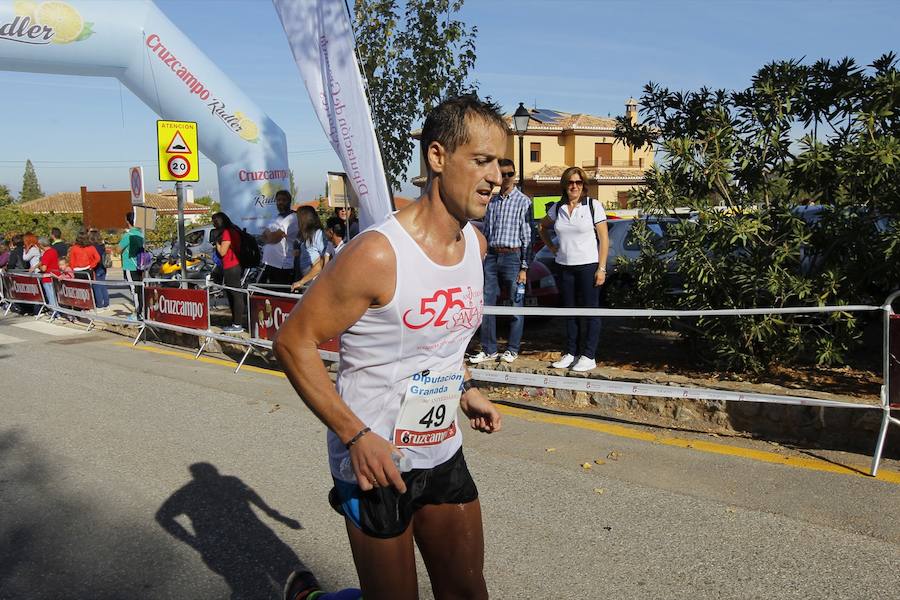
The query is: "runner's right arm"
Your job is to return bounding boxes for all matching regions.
[273,231,407,493]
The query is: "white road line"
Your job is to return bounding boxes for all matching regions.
[11,320,87,337]
[0,332,25,345]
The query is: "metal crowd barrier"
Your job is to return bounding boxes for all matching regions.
[3,268,897,476]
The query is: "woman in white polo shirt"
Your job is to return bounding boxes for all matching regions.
[539,166,610,372]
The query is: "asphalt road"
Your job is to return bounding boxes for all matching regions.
[1,314,898,599]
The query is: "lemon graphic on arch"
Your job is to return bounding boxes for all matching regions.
[259,181,279,198]
[234,111,260,143]
[36,1,88,44]
[14,1,38,21]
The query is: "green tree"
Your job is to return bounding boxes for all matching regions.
[0,184,12,208]
[19,159,43,202]
[353,0,478,191]
[614,53,900,373]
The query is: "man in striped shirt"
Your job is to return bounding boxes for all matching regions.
[470,158,533,364]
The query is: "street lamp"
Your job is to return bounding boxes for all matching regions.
[512,102,530,192]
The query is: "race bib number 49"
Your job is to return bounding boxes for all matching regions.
[393,370,464,447]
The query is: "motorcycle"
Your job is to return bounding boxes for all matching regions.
[148,248,216,285]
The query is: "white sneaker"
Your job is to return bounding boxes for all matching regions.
[469,351,499,364]
[551,353,576,369]
[500,350,518,363]
[571,356,597,372]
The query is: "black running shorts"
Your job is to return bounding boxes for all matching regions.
[329,448,478,539]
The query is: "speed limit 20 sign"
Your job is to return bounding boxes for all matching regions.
[157,120,199,182]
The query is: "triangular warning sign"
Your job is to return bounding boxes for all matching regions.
[166,131,192,154]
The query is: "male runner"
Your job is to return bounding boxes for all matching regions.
[274,95,506,600]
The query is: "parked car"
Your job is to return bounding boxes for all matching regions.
[534,216,685,297]
[151,224,216,258]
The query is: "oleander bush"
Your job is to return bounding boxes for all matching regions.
[614,53,900,372]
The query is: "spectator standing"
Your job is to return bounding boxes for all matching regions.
[259,190,299,286]
[538,166,610,372]
[89,229,110,309]
[290,206,326,291]
[335,206,359,240]
[57,257,74,279]
[69,231,101,277]
[212,211,246,334]
[119,212,145,320]
[323,216,346,262]
[7,235,27,313]
[7,234,25,271]
[469,158,533,364]
[32,237,60,309]
[50,227,69,259]
[22,233,41,269]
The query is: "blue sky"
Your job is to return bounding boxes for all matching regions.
[0,0,897,201]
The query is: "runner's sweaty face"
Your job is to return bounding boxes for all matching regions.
[430,115,505,222]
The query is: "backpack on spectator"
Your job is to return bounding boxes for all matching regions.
[236,227,261,268]
[136,246,153,271]
[102,249,113,270]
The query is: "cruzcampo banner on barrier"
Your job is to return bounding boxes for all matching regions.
[0,0,290,232]
[248,291,339,351]
[145,285,209,331]
[5,274,44,303]
[249,293,296,341]
[272,0,393,230]
[55,278,95,311]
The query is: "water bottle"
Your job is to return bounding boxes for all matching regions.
[339,452,412,481]
[514,281,526,304]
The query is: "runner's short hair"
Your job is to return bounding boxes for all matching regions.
[499,158,514,169]
[420,95,507,175]
[126,211,135,226]
[275,189,292,202]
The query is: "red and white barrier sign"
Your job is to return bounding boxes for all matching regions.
[248,291,340,351]
[55,278,95,311]
[249,293,297,341]
[5,274,44,303]
[145,285,209,331]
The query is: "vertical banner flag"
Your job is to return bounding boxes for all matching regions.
[272,0,393,230]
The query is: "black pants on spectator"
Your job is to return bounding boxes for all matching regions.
[126,269,144,318]
[558,262,602,360]
[259,265,294,286]
[223,265,245,327]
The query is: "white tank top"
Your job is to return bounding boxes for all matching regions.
[328,213,484,479]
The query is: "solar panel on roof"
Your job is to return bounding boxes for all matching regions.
[530,108,565,123]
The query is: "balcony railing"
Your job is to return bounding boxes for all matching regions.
[581,158,645,168]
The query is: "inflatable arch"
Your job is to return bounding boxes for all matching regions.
[0,0,290,231]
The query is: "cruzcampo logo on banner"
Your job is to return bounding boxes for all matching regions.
[157,120,199,182]
[2,1,96,45]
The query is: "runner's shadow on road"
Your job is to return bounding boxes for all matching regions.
[156,462,308,599]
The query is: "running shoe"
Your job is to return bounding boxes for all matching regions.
[222,324,244,333]
[283,569,321,600]
[500,350,518,363]
[571,356,597,372]
[551,353,575,369]
[469,351,499,364]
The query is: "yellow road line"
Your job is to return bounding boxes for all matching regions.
[112,341,286,378]
[115,341,900,484]
[497,404,900,484]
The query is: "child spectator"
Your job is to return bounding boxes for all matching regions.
[58,257,74,279]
